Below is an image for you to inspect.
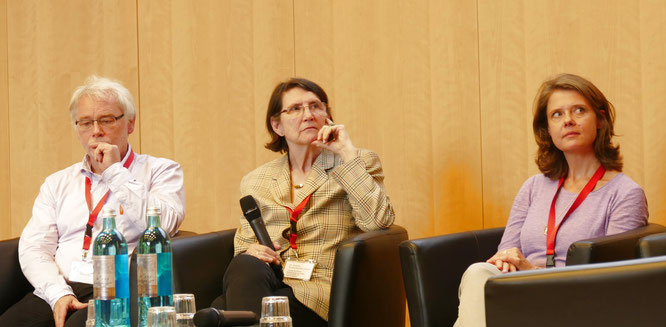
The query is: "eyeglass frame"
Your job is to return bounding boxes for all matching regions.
[75,113,125,130]
[279,100,328,117]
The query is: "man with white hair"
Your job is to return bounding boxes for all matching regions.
[0,76,186,327]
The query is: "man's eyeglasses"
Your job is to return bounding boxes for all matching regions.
[280,101,327,117]
[75,114,124,131]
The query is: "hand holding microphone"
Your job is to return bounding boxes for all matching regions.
[240,195,284,280]
[245,242,282,265]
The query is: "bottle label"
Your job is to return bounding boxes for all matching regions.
[157,252,173,296]
[93,255,115,300]
[137,253,158,297]
[115,254,129,299]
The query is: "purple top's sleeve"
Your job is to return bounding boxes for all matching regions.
[497,176,535,251]
[606,186,648,235]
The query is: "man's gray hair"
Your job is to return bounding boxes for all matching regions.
[68,76,136,123]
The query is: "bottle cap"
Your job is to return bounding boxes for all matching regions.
[147,207,161,216]
[101,207,115,218]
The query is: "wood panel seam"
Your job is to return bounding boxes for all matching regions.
[3,0,11,237]
[291,0,297,74]
[135,0,142,151]
[475,0,485,229]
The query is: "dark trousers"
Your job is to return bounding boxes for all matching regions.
[211,254,327,327]
[0,282,93,327]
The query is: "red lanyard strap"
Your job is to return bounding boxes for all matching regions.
[82,150,135,253]
[283,194,312,250]
[546,165,605,267]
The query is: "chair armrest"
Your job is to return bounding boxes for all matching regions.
[485,256,666,327]
[328,225,408,327]
[399,227,504,327]
[566,223,666,265]
[638,232,666,258]
[0,238,33,315]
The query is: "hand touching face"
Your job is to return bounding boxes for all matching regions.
[75,96,134,173]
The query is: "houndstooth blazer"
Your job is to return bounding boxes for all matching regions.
[233,148,395,320]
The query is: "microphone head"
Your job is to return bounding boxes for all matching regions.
[193,308,221,327]
[240,195,261,221]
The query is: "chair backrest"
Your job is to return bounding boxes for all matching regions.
[328,225,409,327]
[399,227,504,327]
[0,237,33,316]
[171,230,236,308]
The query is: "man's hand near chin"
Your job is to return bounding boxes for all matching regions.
[53,295,88,327]
[89,141,122,173]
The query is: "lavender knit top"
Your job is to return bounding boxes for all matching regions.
[498,173,648,268]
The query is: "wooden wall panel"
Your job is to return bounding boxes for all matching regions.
[428,0,483,235]
[480,0,651,228]
[6,0,139,236]
[4,0,666,242]
[138,0,294,233]
[294,0,482,239]
[640,0,666,225]
[478,0,531,229]
[0,0,9,240]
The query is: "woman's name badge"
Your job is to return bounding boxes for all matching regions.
[69,260,94,284]
[283,258,316,281]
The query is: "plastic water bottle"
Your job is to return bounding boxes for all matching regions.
[137,207,174,327]
[93,207,130,327]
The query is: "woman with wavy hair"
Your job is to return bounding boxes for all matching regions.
[454,73,648,327]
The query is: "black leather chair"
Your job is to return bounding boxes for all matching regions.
[169,226,409,327]
[398,223,666,327]
[638,232,666,258]
[0,237,33,316]
[485,255,666,327]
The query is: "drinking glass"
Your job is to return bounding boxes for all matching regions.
[173,294,196,327]
[147,306,177,327]
[259,316,293,327]
[85,299,95,326]
[260,296,292,327]
[260,296,290,317]
[173,293,196,314]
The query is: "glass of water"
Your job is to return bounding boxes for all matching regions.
[260,316,293,327]
[147,306,177,327]
[260,296,292,327]
[173,294,196,327]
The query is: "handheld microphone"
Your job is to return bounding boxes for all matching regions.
[240,195,275,250]
[240,195,284,280]
[193,308,257,327]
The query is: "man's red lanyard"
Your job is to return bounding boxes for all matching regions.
[546,165,605,267]
[284,194,312,251]
[81,151,135,257]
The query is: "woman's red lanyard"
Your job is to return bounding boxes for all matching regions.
[546,165,605,267]
[284,194,312,252]
[81,150,135,258]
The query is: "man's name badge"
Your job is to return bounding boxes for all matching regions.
[283,259,316,281]
[69,260,94,284]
